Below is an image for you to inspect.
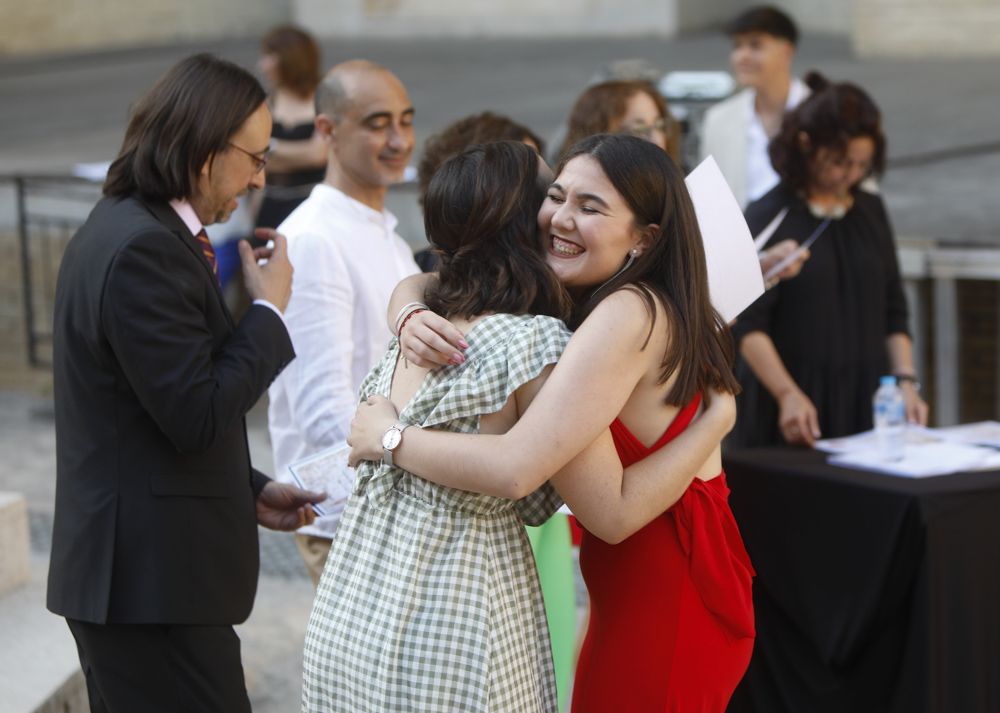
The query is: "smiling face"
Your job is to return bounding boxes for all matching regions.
[538,155,651,295]
[613,90,668,152]
[190,101,271,226]
[808,135,876,199]
[321,69,415,204]
[729,31,794,90]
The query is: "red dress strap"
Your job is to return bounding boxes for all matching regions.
[609,393,702,467]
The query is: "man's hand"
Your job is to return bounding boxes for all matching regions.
[240,228,293,312]
[256,481,325,531]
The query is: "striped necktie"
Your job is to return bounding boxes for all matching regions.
[194,229,219,282]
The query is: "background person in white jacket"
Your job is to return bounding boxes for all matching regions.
[267,59,420,584]
[700,5,807,209]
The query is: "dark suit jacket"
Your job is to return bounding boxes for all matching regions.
[47,195,294,626]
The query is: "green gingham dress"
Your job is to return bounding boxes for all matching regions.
[302,313,572,713]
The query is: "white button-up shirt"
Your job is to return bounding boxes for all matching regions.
[268,184,419,537]
[745,77,809,204]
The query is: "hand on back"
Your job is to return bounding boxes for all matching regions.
[399,310,468,368]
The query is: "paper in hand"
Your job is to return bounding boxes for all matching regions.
[762,218,830,283]
[685,157,765,323]
[288,442,355,518]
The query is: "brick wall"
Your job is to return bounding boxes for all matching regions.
[958,280,998,421]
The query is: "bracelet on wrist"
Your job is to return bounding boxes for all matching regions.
[893,373,921,391]
[398,308,428,338]
[393,301,429,337]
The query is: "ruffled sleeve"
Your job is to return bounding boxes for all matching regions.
[515,482,564,526]
[403,314,572,430]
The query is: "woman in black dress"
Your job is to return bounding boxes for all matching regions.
[255,26,327,230]
[730,72,928,448]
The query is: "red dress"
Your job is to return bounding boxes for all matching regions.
[571,395,756,712]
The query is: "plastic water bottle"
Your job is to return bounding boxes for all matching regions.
[873,375,906,461]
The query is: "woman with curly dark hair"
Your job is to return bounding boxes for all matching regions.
[730,71,928,448]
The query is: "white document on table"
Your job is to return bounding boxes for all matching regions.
[934,420,1000,449]
[815,426,942,454]
[828,441,1000,478]
[287,442,356,519]
[685,156,765,323]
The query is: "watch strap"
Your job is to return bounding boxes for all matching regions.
[382,421,411,468]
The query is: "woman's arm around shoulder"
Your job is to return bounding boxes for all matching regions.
[349,289,654,498]
[551,389,736,543]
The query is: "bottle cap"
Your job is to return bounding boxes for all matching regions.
[880,375,897,386]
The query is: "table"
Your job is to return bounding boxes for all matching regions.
[724,448,1000,713]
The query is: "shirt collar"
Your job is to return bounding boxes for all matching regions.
[168,198,204,237]
[314,183,399,234]
[787,77,809,109]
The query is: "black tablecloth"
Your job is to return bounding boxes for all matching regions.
[724,448,1000,713]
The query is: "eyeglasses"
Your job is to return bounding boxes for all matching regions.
[228,142,270,174]
[621,117,671,139]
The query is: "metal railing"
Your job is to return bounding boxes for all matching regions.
[4,172,997,425]
[7,174,102,367]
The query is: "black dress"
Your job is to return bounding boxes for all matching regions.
[729,184,910,447]
[255,120,326,230]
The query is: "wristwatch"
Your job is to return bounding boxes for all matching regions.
[381,421,411,468]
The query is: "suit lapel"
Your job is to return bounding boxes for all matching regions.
[141,198,235,329]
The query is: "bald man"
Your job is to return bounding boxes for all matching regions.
[267,61,420,582]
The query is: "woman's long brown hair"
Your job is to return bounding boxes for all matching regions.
[561,134,740,406]
[423,141,572,322]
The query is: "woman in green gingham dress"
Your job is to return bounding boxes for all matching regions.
[302,142,574,712]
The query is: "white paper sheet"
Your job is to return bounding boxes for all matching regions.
[287,442,356,520]
[828,442,1000,478]
[685,157,765,323]
[934,420,1000,449]
[815,426,943,454]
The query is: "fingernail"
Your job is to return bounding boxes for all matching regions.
[458,339,469,349]
[453,353,465,364]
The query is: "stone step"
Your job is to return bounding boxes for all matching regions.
[0,557,87,713]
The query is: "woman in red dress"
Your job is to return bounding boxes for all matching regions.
[350,134,755,710]
[574,393,754,711]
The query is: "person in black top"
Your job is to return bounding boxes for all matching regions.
[730,72,928,448]
[256,25,327,229]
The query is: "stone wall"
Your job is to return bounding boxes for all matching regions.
[1,0,289,55]
[853,0,1000,57]
[292,0,677,38]
[0,228,32,384]
[2,0,998,58]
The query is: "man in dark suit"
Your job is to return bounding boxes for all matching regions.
[47,53,323,712]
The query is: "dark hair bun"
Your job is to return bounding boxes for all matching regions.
[804,70,830,94]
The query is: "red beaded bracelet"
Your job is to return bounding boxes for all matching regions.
[398,308,428,338]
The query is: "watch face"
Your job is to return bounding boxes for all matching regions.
[382,427,402,450]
